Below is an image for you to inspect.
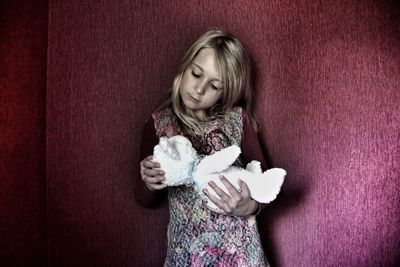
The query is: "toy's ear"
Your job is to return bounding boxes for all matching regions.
[246,160,262,174]
[196,145,241,174]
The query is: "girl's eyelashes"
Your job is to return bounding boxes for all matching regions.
[191,71,201,78]
[190,69,222,90]
[211,84,221,90]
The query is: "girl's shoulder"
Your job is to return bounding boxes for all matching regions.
[228,106,253,123]
[151,107,180,138]
[151,107,175,120]
[222,106,256,135]
[216,106,245,135]
[228,106,242,114]
[224,106,245,123]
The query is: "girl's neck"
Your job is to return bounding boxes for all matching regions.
[193,110,207,121]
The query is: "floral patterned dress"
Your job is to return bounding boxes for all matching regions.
[152,107,268,267]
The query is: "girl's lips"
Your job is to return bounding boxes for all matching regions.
[188,94,200,103]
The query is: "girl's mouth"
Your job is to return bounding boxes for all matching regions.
[188,94,200,103]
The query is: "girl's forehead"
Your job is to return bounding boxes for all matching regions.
[192,48,222,81]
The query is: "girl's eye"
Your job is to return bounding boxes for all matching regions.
[211,84,219,90]
[191,71,201,78]
[210,83,222,90]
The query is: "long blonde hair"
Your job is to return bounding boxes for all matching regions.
[157,29,258,136]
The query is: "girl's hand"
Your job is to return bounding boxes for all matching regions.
[140,155,167,191]
[203,176,259,217]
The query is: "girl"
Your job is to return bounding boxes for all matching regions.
[135,29,270,266]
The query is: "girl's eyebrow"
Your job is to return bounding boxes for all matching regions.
[192,63,223,83]
[192,63,205,72]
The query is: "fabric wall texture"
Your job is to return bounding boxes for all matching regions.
[46,0,400,266]
[2,0,399,266]
[0,1,48,266]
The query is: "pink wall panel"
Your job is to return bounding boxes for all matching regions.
[46,0,399,266]
[251,1,400,266]
[0,1,48,266]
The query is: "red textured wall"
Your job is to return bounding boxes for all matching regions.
[0,0,48,266]
[47,1,400,266]
[253,1,400,266]
[2,0,399,266]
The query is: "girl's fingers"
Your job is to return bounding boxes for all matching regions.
[238,179,251,198]
[144,179,168,191]
[219,176,241,198]
[206,204,228,216]
[142,159,161,169]
[208,180,231,202]
[204,177,254,216]
[203,189,231,213]
[142,174,165,184]
[143,168,165,177]
[142,174,167,191]
[140,155,166,191]
[150,183,168,190]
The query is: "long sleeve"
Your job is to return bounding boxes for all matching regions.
[241,112,268,170]
[134,117,167,208]
[241,112,270,213]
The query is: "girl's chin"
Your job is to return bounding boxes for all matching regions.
[182,100,200,110]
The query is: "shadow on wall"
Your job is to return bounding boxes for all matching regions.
[258,177,309,267]
[256,134,310,267]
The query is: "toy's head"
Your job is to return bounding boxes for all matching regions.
[153,136,198,186]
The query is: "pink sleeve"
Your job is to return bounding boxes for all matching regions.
[134,118,167,208]
[241,112,268,170]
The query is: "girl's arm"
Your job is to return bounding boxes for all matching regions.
[134,118,167,208]
[241,111,268,214]
[241,111,268,170]
[202,111,268,216]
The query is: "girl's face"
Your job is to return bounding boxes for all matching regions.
[179,48,223,120]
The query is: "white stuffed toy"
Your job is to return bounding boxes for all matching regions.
[153,135,286,209]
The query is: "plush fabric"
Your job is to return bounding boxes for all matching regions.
[153,135,286,208]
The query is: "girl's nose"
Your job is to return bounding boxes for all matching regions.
[195,81,207,95]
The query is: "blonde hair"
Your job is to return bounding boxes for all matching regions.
[158,29,258,136]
